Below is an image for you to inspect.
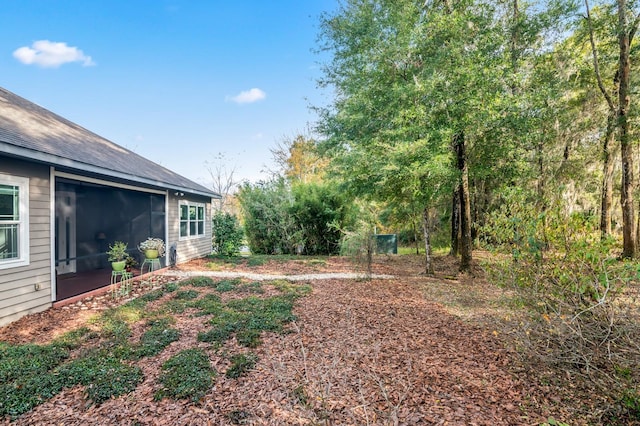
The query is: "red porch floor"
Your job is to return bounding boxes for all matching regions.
[56,268,140,301]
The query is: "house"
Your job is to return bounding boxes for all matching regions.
[0,86,220,326]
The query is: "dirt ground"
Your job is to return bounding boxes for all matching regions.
[0,254,583,425]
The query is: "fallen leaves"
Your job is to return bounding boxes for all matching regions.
[0,255,556,425]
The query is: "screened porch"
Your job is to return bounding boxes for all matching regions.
[55,177,165,300]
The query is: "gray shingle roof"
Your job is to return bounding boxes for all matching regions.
[0,86,219,198]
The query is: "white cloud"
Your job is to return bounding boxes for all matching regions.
[13,40,95,68]
[227,88,266,104]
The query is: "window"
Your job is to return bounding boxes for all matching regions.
[179,201,205,238]
[0,174,29,269]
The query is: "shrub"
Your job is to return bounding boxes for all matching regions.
[0,373,64,418]
[57,354,143,405]
[247,256,267,267]
[155,349,215,402]
[164,282,179,292]
[0,343,68,383]
[197,295,297,347]
[181,276,216,287]
[289,182,348,255]
[238,179,353,255]
[237,178,299,255]
[212,211,245,256]
[174,289,199,300]
[0,343,69,418]
[225,353,258,379]
[134,318,180,358]
[339,211,376,277]
[481,193,640,407]
[237,281,264,294]
[190,293,224,315]
[139,288,166,303]
[215,278,240,292]
[619,388,640,421]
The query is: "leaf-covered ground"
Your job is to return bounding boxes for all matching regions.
[0,255,591,425]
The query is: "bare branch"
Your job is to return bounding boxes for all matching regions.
[585,0,615,111]
[204,153,240,212]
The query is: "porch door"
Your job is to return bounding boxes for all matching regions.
[55,191,77,274]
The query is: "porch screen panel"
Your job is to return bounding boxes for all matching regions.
[126,192,165,253]
[149,194,165,239]
[56,178,167,272]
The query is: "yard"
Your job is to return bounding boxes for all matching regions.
[0,254,612,425]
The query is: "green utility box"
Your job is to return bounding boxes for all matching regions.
[375,234,398,254]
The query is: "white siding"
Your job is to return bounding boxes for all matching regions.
[0,158,52,327]
[167,193,212,263]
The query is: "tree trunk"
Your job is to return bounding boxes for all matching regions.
[455,131,472,272]
[600,113,616,238]
[618,0,636,258]
[636,204,640,247]
[422,207,434,275]
[450,188,460,256]
[537,139,545,206]
[536,137,550,253]
[585,0,619,239]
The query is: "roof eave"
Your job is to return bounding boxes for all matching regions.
[1,142,221,199]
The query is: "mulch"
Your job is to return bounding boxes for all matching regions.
[0,255,554,425]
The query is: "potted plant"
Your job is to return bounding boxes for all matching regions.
[138,237,166,259]
[107,241,128,271]
[125,255,138,272]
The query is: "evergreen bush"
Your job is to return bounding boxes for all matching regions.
[211,211,244,256]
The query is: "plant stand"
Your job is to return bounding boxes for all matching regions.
[110,270,133,298]
[140,258,162,287]
[141,258,161,275]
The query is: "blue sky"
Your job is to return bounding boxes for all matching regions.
[0,0,336,186]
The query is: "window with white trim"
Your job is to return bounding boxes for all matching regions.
[0,174,29,269]
[179,201,205,238]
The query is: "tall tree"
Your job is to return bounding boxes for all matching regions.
[454,131,473,271]
[316,0,518,272]
[315,0,456,272]
[314,0,593,271]
[270,133,328,183]
[617,0,639,257]
[584,0,619,237]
